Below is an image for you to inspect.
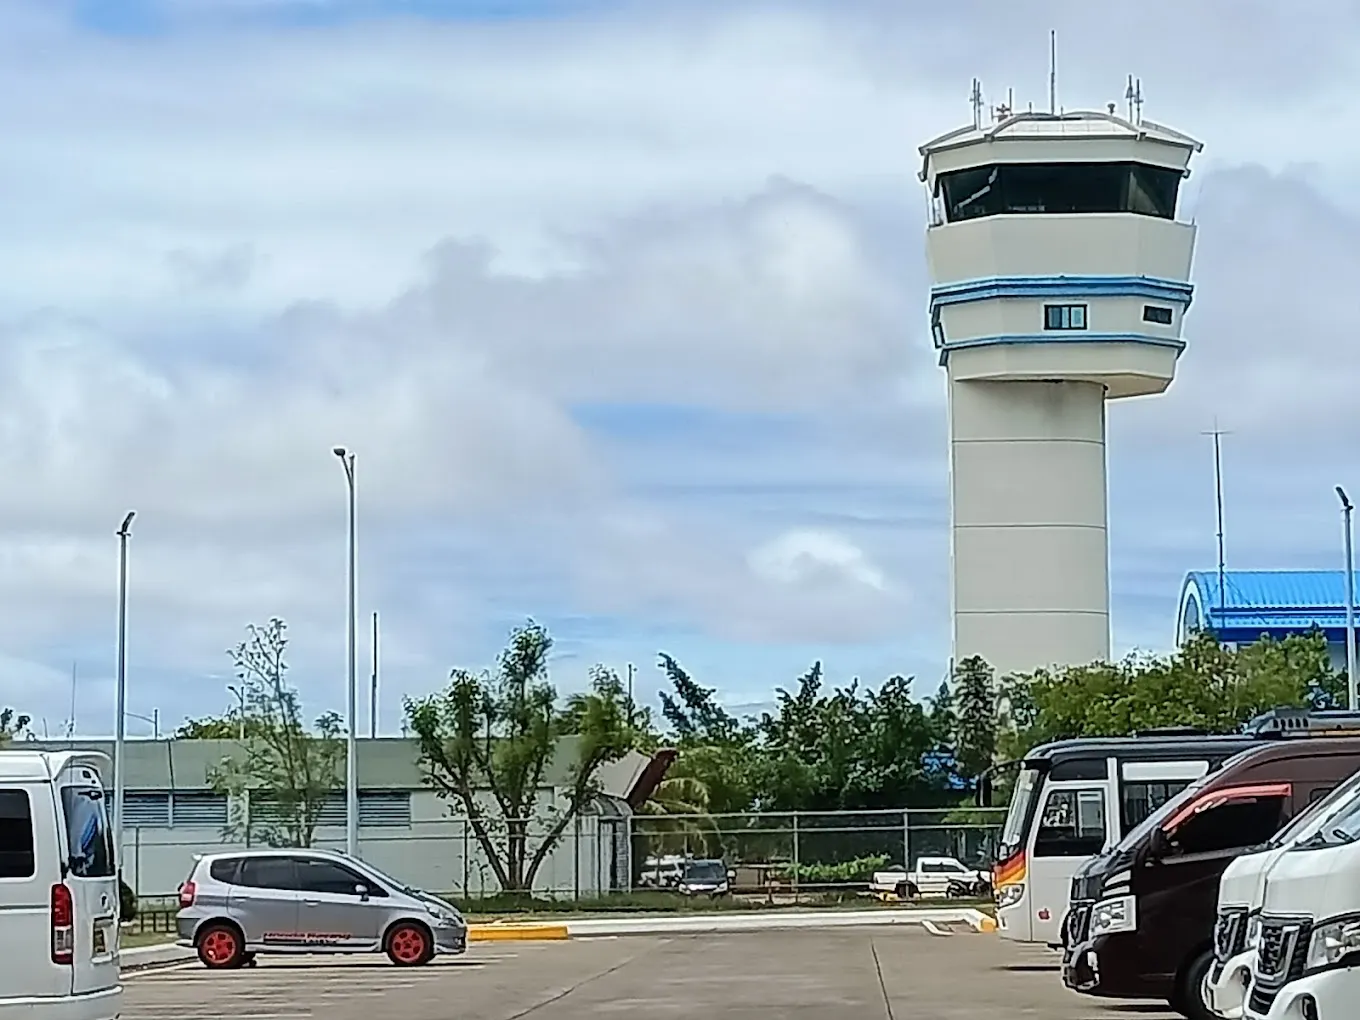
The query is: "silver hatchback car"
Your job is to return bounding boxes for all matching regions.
[176,848,467,968]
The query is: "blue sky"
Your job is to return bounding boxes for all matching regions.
[1,0,1358,737]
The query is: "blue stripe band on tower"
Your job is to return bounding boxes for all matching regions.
[929,274,1195,313]
[936,331,1187,366]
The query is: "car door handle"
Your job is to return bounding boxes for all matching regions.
[303,899,320,906]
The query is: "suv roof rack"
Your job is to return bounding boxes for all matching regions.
[1133,726,1210,737]
[1243,708,1360,738]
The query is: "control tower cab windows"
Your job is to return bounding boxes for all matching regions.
[1044,304,1087,331]
[937,161,1182,223]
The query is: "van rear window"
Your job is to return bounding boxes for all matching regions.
[0,790,35,879]
[61,787,115,878]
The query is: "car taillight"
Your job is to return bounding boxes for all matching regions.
[51,883,73,965]
[179,881,196,908]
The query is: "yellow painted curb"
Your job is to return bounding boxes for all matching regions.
[468,923,570,942]
[976,916,998,932]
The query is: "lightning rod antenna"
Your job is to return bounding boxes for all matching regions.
[1048,30,1057,114]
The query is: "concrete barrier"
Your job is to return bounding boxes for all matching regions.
[469,923,570,942]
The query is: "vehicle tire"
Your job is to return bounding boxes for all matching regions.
[385,921,435,967]
[895,881,919,900]
[1172,947,1216,1020]
[196,922,246,970]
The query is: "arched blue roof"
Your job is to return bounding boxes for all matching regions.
[1177,569,1357,645]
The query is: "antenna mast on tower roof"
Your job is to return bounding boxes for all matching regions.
[1048,30,1057,114]
[970,77,984,128]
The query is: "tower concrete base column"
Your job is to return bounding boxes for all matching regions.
[949,378,1112,678]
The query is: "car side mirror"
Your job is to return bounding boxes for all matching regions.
[1146,828,1170,862]
[355,883,369,900]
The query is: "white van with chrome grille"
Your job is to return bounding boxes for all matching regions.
[0,750,122,1020]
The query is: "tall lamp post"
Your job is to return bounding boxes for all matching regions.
[333,448,359,858]
[113,511,135,863]
[1339,486,1357,713]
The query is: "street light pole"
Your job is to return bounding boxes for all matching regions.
[333,448,359,858]
[1339,486,1357,713]
[113,511,135,865]
[228,685,246,740]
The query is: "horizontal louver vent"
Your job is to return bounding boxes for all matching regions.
[254,791,411,829]
[122,793,169,827]
[173,793,228,828]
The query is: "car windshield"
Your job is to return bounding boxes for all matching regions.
[1301,791,1360,848]
[684,862,726,881]
[1268,770,1360,849]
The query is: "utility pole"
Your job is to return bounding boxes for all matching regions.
[113,511,135,863]
[370,612,379,740]
[1338,487,1357,712]
[1203,425,1231,628]
[333,447,359,858]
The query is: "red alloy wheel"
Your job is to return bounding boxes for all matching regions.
[199,927,240,968]
[387,925,430,966]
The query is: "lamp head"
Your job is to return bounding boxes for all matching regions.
[332,447,347,459]
[118,511,135,535]
[1339,486,1354,513]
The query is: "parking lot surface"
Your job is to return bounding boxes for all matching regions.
[125,927,1177,1019]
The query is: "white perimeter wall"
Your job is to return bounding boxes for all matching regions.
[121,788,626,900]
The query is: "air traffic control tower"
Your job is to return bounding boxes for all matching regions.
[920,96,1202,678]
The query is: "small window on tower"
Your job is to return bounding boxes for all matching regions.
[1043,304,1087,331]
[1143,305,1174,325]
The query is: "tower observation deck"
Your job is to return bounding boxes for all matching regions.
[920,105,1203,679]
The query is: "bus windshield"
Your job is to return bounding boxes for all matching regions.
[999,766,1041,857]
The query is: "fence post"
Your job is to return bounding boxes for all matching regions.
[461,820,470,898]
[134,826,142,897]
[573,815,581,902]
[902,809,911,871]
[791,812,800,904]
[625,814,633,895]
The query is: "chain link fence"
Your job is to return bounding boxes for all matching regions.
[630,808,1003,902]
[120,807,1004,930]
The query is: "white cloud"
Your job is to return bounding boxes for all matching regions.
[748,529,888,592]
[0,0,1356,726]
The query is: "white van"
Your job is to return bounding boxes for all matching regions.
[1245,787,1360,1019]
[0,750,122,1020]
[1207,768,1360,1019]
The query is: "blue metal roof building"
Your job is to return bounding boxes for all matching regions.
[1177,570,1356,670]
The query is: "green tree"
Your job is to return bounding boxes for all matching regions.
[637,773,720,854]
[174,715,273,740]
[654,654,760,815]
[0,707,32,744]
[657,653,744,745]
[405,621,639,893]
[756,666,954,811]
[1001,630,1338,752]
[953,656,997,781]
[207,619,345,847]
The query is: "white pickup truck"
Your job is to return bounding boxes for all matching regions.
[869,856,990,899]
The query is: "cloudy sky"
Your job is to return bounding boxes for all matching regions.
[2,0,1357,737]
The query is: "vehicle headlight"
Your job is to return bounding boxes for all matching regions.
[995,883,1024,908]
[1246,914,1262,950]
[1306,919,1360,971]
[1090,896,1136,936]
